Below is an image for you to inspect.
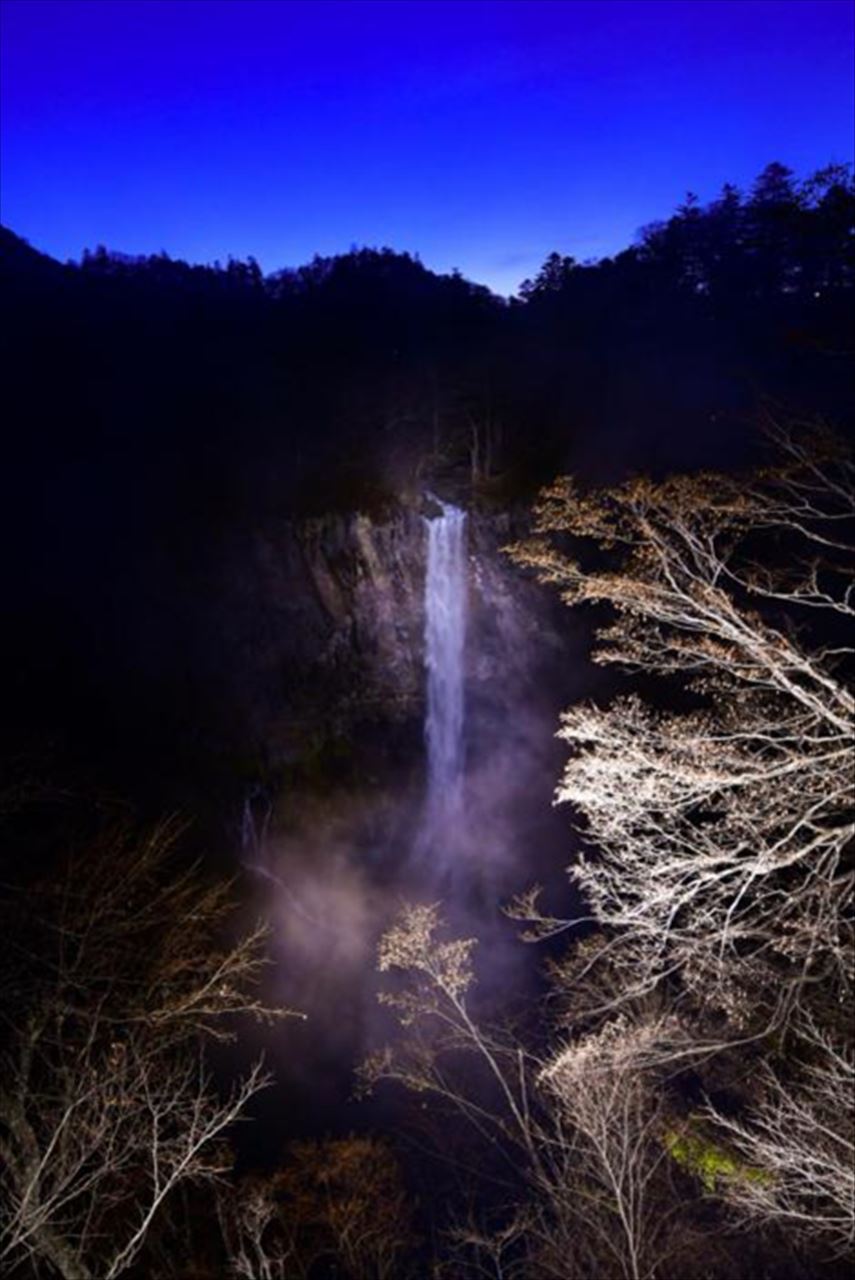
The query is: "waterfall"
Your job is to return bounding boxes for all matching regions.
[421,499,467,852]
[240,785,272,862]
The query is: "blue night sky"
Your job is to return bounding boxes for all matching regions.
[1,0,853,295]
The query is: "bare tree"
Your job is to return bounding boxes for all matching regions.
[702,1011,855,1255]
[505,422,854,1263]
[508,422,854,1021]
[220,1136,415,1280]
[364,904,540,1168]
[536,1014,690,1280]
[439,1207,537,1280]
[366,905,697,1280]
[0,819,292,1279]
[219,1174,307,1280]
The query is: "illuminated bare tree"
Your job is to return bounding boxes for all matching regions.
[503,422,855,1266]
[536,1014,690,1280]
[366,905,697,1280]
[0,820,290,1280]
[508,422,854,1020]
[363,904,539,1166]
[703,1012,855,1254]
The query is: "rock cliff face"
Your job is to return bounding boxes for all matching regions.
[219,505,563,769]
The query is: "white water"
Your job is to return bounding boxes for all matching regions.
[422,499,467,850]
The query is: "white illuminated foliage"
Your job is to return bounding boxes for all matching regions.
[703,1013,855,1254]
[504,423,855,1255]
[537,1015,691,1280]
[510,423,854,1017]
[378,902,476,1002]
[368,905,536,1158]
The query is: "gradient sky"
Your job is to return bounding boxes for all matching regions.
[1,0,853,295]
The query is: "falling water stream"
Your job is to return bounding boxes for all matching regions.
[421,498,467,854]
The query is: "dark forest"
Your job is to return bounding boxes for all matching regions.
[1,157,853,1280]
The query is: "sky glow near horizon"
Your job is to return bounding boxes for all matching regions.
[1,0,853,296]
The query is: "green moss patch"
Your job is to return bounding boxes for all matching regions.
[664,1125,771,1193]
